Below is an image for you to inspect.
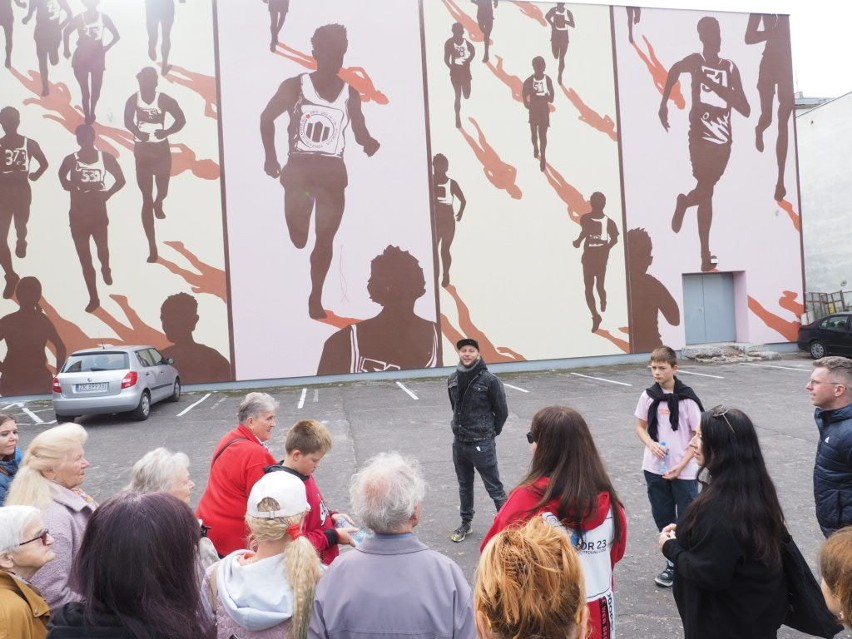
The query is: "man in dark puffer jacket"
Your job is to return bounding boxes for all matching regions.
[447,338,508,543]
[808,356,852,537]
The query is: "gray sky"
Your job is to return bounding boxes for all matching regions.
[567,0,848,98]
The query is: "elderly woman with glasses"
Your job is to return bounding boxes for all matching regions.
[197,393,279,556]
[0,505,55,638]
[658,407,788,639]
[6,423,94,616]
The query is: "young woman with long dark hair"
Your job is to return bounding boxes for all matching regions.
[481,405,627,639]
[659,407,787,639]
[46,491,213,639]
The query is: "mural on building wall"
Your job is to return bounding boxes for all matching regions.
[217,0,438,380]
[615,7,803,348]
[0,0,805,396]
[423,0,629,361]
[0,0,230,394]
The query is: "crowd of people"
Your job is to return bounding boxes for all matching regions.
[0,341,851,639]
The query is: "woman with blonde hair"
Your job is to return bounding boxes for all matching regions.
[476,516,588,639]
[0,505,55,638]
[205,470,322,639]
[820,526,852,626]
[6,422,94,614]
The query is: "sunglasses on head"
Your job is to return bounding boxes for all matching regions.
[710,405,735,435]
[19,529,50,547]
[526,431,535,444]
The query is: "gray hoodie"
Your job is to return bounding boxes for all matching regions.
[207,550,294,639]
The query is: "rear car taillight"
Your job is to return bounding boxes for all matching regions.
[121,372,138,389]
[52,377,61,393]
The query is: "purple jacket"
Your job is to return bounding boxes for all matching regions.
[308,533,475,639]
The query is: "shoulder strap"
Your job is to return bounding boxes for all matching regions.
[210,437,249,468]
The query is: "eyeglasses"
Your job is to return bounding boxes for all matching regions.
[710,405,735,435]
[809,379,846,388]
[526,431,535,444]
[19,529,50,547]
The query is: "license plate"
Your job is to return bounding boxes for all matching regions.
[76,383,107,392]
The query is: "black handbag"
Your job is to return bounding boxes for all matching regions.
[781,532,844,638]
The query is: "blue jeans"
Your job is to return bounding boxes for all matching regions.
[453,438,507,523]
[644,470,699,531]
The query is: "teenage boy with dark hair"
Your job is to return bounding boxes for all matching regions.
[634,345,703,587]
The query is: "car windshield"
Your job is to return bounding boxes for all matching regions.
[62,352,129,373]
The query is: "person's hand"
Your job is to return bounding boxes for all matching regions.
[363,137,380,157]
[64,47,71,59]
[648,441,666,458]
[22,15,30,24]
[138,131,150,143]
[264,157,281,178]
[658,103,669,131]
[572,238,582,248]
[154,129,166,140]
[332,513,354,526]
[663,464,683,480]
[456,212,463,222]
[336,527,358,547]
[658,524,676,551]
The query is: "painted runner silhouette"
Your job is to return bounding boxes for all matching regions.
[522,55,554,172]
[626,228,679,353]
[157,240,227,302]
[264,0,289,52]
[432,153,466,288]
[164,65,217,118]
[442,0,483,43]
[545,2,574,85]
[145,0,184,75]
[441,283,523,362]
[0,106,47,294]
[160,292,231,383]
[58,124,125,312]
[487,55,555,111]
[0,276,65,395]
[445,22,474,128]
[471,0,497,62]
[90,293,168,349]
[0,0,25,68]
[543,161,589,223]
[632,36,685,110]
[573,192,618,333]
[124,66,186,263]
[747,291,801,342]
[745,13,793,201]
[510,1,545,26]
[317,246,440,375]
[63,0,119,124]
[659,16,749,272]
[22,0,72,96]
[261,24,380,319]
[626,6,640,44]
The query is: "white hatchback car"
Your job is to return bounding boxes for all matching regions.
[52,346,180,421]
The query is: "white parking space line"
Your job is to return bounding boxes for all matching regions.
[21,405,44,424]
[570,372,632,386]
[1,402,19,411]
[749,364,809,372]
[504,383,530,393]
[177,393,211,417]
[396,381,419,400]
[676,369,725,379]
[297,388,307,410]
[211,396,228,409]
[313,389,319,403]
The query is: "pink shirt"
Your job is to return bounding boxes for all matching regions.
[635,390,701,479]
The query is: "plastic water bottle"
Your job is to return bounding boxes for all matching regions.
[335,517,369,545]
[658,441,669,474]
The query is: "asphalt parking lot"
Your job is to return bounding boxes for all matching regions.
[9,351,850,639]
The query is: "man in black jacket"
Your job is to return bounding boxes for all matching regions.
[808,356,852,537]
[447,337,508,542]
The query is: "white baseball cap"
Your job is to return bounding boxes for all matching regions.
[247,471,310,519]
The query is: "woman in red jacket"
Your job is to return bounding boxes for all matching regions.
[197,392,278,556]
[482,405,627,639]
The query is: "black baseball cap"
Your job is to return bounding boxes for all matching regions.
[456,338,479,351]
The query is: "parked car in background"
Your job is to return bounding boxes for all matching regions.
[797,312,852,359]
[52,346,180,421]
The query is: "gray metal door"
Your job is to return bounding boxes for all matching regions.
[683,273,736,344]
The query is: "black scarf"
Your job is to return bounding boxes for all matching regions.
[645,377,704,442]
[456,357,485,401]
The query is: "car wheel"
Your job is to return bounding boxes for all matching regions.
[55,413,77,423]
[810,340,827,359]
[131,391,151,421]
[169,378,181,403]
